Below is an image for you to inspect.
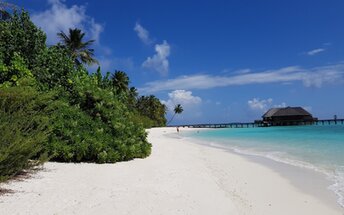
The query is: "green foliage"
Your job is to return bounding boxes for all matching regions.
[136,95,167,127]
[0,86,49,182]
[111,70,129,94]
[32,46,76,89]
[0,52,35,87]
[0,10,46,68]
[0,10,76,90]
[57,28,98,66]
[44,70,152,163]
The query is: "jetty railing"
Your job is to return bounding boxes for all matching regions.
[314,119,344,125]
[172,119,344,129]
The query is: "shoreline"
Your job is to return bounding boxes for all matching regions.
[0,127,343,214]
[183,127,344,209]
[165,127,343,214]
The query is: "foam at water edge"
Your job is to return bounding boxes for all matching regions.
[186,136,344,208]
[232,146,344,208]
[328,167,344,208]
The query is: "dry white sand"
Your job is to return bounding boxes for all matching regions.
[0,127,343,215]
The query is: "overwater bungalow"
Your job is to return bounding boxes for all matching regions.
[261,107,316,126]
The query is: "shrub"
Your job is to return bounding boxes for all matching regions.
[32,46,75,89]
[0,87,49,182]
[44,72,152,163]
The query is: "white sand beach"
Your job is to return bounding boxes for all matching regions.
[0,127,343,215]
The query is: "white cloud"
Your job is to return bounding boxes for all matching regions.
[248,99,288,113]
[274,102,287,108]
[307,48,325,56]
[142,40,170,76]
[32,0,103,44]
[234,68,252,74]
[161,90,201,111]
[134,23,152,45]
[89,19,103,44]
[139,64,344,93]
[248,98,273,111]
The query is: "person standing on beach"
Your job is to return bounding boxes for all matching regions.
[176,127,179,133]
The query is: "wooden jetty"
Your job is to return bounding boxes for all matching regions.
[314,119,344,125]
[175,119,344,129]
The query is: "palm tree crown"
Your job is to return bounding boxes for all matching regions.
[57,28,98,66]
[174,104,183,114]
[168,104,183,125]
[111,71,129,93]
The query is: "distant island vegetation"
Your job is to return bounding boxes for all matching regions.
[0,5,171,182]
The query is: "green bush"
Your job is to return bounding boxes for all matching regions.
[0,87,49,182]
[32,46,75,90]
[44,71,152,163]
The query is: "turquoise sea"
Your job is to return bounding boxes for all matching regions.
[187,124,344,207]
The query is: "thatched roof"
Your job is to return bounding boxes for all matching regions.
[263,107,312,118]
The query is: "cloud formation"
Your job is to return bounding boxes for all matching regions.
[248,98,288,113]
[248,98,273,111]
[307,48,325,56]
[142,40,170,76]
[274,102,287,108]
[162,90,202,111]
[134,23,152,45]
[32,0,103,44]
[139,64,344,93]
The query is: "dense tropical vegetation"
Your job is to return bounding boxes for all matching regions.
[0,8,167,182]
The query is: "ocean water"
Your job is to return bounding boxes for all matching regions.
[187,124,344,207]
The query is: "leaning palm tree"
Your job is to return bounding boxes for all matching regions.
[168,104,183,125]
[57,28,98,66]
[111,70,129,94]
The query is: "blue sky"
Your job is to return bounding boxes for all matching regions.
[11,0,344,124]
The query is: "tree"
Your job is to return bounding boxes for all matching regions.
[168,104,183,125]
[129,87,138,99]
[0,10,46,67]
[57,28,98,66]
[111,70,129,94]
[128,87,138,109]
[136,95,167,127]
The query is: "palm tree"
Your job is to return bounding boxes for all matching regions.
[129,87,138,99]
[128,87,138,108]
[136,95,167,126]
[111,70,129,94]
[57,28,98,66]
[168,104,183,125]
